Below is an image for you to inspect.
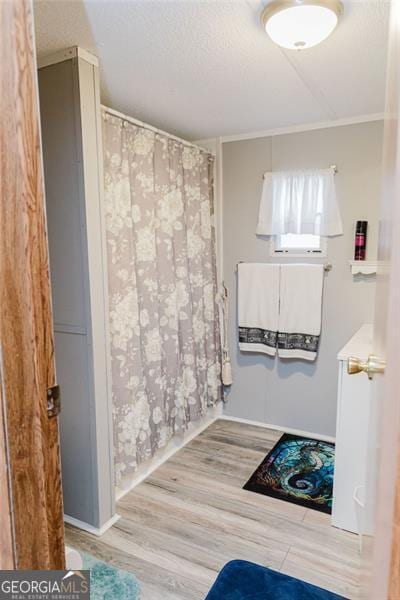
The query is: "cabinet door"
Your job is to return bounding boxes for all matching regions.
[332,361,371,534]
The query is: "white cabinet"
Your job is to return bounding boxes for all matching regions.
[332,324,373,535]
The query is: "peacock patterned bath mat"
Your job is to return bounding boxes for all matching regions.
[243,433,335,513]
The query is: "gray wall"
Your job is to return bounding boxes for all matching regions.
[222,121,383,436]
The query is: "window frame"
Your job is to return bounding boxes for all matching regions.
[270,233,328,258]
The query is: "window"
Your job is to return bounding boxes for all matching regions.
[271,233,327,257]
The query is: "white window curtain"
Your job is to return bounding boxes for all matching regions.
[256,168,343,237]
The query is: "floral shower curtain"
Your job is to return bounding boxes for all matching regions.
[102,110,222,485]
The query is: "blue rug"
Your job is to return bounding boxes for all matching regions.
[205,560,346,600]
[244,434,335,514]
[81,552,140,599]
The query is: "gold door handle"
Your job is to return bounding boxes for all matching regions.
[347,354,386,380]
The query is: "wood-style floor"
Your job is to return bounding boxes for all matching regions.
[65,419,360,599]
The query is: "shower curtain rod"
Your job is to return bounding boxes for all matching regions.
[101,105,216,157]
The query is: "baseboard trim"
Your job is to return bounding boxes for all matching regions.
[64,512,121,537]
[219,414,336,444]
[116,403,223,501]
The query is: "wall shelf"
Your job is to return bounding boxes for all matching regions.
[349,260,378,275]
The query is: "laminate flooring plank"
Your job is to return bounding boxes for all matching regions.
[65,420,360,600]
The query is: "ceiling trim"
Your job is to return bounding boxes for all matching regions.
[221,113,385,143]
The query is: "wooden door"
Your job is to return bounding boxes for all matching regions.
[0,0,65,569]
[356,2,400,597]
[370,1,400,592]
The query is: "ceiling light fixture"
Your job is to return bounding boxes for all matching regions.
[260,0,343,50]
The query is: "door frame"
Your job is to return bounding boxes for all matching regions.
[364,2,400,597]
[0,0,65,569]
[0,368,14,569]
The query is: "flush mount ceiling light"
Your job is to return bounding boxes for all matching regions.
[260,0,343,50]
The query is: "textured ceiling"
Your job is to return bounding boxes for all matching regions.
[34,0,390,140]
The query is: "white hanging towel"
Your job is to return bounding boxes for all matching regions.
[256,168,343,236]
[278,264,324,361]
[238,263,280,356]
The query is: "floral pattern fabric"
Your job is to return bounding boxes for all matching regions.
[102,110,222,485]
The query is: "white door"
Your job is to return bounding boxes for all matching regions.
[348,3,400,597]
